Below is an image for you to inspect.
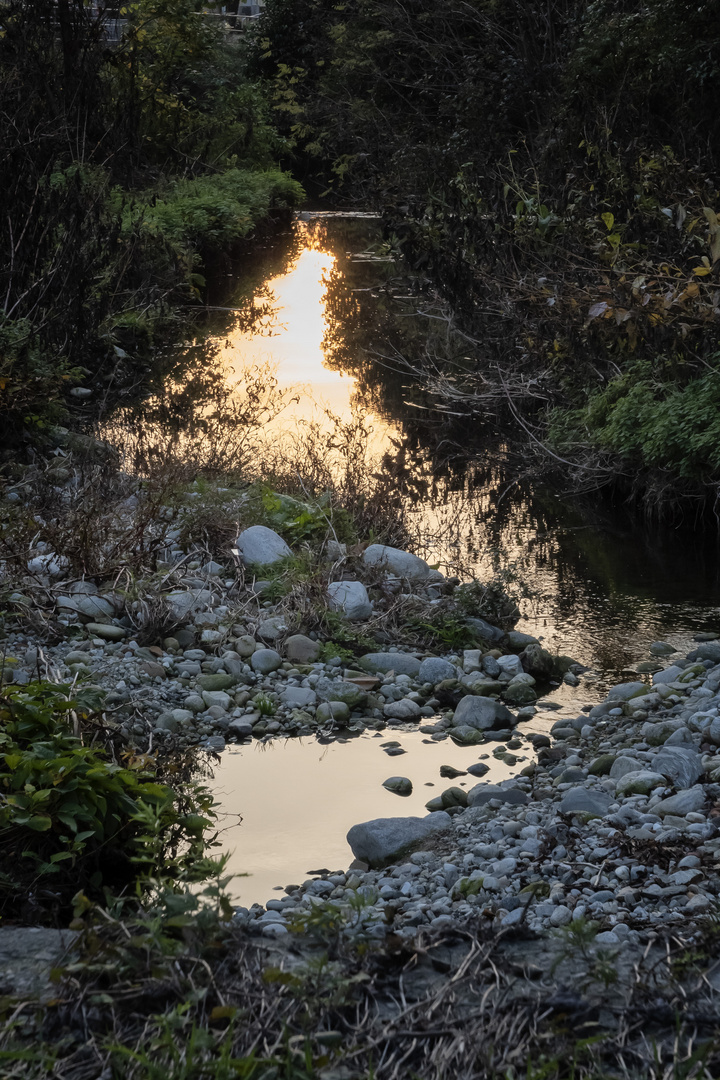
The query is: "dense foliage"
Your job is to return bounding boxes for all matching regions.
[253,0,720,505]
[0,0,303,443]
[0,680,218,918]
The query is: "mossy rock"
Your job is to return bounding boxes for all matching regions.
[588,754,615,776]
[440,786,468,808]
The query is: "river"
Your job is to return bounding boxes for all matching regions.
[104,212,720,906]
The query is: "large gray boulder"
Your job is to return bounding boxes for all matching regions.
[235,525,292,566]
[347,813,452,867]
[521,643,558,679]
[615,770,666,796]
[362,544,430,581]
[465,617,505,644]
[453,695,514,731]
[327,580,372,620]
[358,653,421,677]
[314,678,367,709]
[654,785,706,817]
[280,686,317,709]
[651,746,704,790]
[609,755,642,780]
[688,642,720,663]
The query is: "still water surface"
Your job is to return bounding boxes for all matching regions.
[106,213,720,904]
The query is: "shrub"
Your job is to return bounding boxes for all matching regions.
[0,681,218,918]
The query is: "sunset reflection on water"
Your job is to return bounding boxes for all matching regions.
[217,223,397,454]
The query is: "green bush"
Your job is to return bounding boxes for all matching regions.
[0,681,218,916]
[137,168,304,254]
[548,357,720,480]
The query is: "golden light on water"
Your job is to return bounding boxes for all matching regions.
[220,233,392,444]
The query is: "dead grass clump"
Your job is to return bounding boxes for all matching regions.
[8,915,720,1079]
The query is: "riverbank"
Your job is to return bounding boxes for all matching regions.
[4,453,720,1075]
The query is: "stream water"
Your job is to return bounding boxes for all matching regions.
[106,213,720,906]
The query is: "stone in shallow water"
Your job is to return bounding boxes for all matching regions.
[688,642,720,663]
[466,762,490,778]
[649,641,676,656]
[440,786,468,808]
[235,525,292,566]
[450,726,486,746]
[453,695,514,731]
[502,681,537,706]
[347,813,452,867]
[439,764,467,779]
[382,776,412,796]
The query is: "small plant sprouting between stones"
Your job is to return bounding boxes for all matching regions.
[254,693,277,717]
[551,917,619,989]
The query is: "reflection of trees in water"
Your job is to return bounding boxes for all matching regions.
[98,216,720,662]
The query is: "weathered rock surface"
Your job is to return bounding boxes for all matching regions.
[347,813,452,866]
[362,544,430,580]
[327,580,373,620]
[235,525,292,566]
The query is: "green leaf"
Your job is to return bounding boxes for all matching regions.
[26,815,53,831]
